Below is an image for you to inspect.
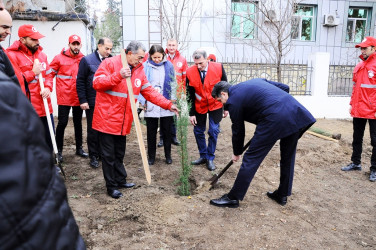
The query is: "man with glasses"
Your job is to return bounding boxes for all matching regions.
[92,41,179,199]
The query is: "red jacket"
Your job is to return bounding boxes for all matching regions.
[4,50,27,97]
[50,48,84,106]
[7,40,53,117]
[92,55,173,136]
[351,53,376,119]
[187,62,223,114]
[166,49,188,95]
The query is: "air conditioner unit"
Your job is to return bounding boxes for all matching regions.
[323,14,339,27]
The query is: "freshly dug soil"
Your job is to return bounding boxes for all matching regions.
[61,118,376,249]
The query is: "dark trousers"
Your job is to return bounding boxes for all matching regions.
[40,114,55,152]
[146,116,173,160]
[159,115,177,140]
[98,132,128,190]
[193,112,220,160]
[228,131,301,201]
[352,118,376,171]
[85,106,100,158]
[56,105,83,152]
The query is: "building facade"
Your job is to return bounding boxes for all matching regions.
[122,0,376,65]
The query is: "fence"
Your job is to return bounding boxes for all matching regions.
[222,62,312,95]
[328,64,354,96]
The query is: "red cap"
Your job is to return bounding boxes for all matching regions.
[69,34,81,44]
[18,24,45,39]
[208,54,216,62]
[355,36,376,48]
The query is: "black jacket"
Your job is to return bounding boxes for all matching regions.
[0,72,85,250]
[76,51,111,106]
[0,45,19,86]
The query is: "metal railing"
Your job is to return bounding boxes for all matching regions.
[222,62,312,95]
[328,64,354,96]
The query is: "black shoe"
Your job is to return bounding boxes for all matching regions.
[157,140,164,148]
[107,189,123,199]
[166,157,172,164]
[57,151,63,163]
[341,163,362,171]
[206,160,216,171]
[148,158,155,165]
[267,190,287,206]
[370,170,376,182]
[172,138,180,146]
[191,158,207,165]
[76,147,89,158]
[118,182,135,189]
[89,156,99,168]
[210,194,239,208]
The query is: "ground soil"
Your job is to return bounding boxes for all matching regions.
[61,117,376,249]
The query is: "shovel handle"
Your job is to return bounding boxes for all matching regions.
[210,138,252,185]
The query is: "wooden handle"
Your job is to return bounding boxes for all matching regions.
[306,130,338,142]
[35,59,59,155]
[120,50,151,185]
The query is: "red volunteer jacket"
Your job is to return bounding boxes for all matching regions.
[92,55,173,135]
[351,52,376,119]
[7,40,53,117]
[187,62,223,114]
[166,49,188,95]
[50,48,84,106]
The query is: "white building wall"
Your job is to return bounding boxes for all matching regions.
[122,1,359,119]
[3,20,94,115]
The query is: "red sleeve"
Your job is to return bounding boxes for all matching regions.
[93,60,123,92]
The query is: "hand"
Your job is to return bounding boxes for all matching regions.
[32,62,43,75]
[120,67,131,78]
[80,103,89,110]
[223,110,229,118]
[40,88,50,99]
[232,155,241,162]
[170,104,179,116]
[189,116,197,126]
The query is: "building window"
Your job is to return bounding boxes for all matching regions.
[291,5,316,41]
[231,0,257,39]
[346,7,370,43]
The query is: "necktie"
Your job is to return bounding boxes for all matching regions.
[201,70,206,82]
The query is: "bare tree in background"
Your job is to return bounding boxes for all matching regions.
[158,0,201,52]
[229,0,302,81]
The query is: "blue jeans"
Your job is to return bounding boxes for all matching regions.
[193,114,220,160]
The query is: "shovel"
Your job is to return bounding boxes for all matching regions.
[35,59,66,178]
[195,138,252,193]
[120,49,151,185]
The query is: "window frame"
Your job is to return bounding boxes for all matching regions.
[342,1,375,48]
[291,4,317,42]
[230,0,258,40]
[346,7,371,43]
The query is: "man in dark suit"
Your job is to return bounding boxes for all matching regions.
[76,37,113,168]
[186,49,227,171]
[210,79,316,208]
